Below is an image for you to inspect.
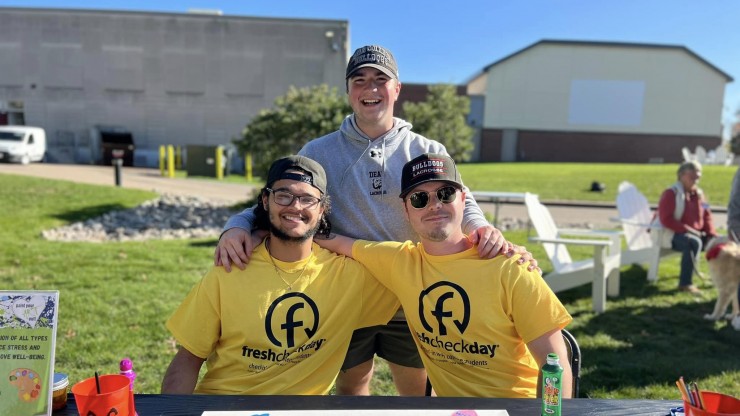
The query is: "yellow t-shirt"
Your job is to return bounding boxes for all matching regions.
[166,242,399,395]
[352,240,573,398]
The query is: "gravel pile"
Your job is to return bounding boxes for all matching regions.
[41,195,575,243]
[41,194,238,242]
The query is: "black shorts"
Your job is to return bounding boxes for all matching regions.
[341,321,424,370]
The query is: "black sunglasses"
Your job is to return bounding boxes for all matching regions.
[407,185,459,209]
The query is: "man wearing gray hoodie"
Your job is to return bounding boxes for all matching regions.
[214,45,533,396]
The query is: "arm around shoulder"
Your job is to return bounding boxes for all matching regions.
[314,233,357,257]
[215,205,268,271]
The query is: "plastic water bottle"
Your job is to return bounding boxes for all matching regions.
[541,352,563,416]
[119,357,137,391]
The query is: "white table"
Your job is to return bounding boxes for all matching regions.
[471,192,533,227]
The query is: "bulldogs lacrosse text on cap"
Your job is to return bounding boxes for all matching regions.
[346,45,399,80]
[266,155,327,195]
[399,153,463,198]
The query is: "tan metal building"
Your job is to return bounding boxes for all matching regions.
[0,7,348,165]
[466,40,733,163]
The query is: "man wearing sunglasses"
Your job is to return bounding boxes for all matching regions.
[162,156,400,394]
[316,153,573,398]
[214,44,537,396]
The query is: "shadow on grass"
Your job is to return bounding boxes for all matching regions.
[189,239,218,248]
[553,265,740,396]
[52,203,131,223]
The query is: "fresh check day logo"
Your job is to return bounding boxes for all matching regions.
[416,282,499,362]
[241,293,326,367]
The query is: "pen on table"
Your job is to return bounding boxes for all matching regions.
[679,377,694,407]
[675,380,689,402]
[690,382,704,410]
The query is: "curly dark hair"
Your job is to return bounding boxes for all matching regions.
[253,187,332,237]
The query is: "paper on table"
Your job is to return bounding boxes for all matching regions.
[202,410,509,416]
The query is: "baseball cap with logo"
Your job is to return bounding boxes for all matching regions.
[266,155,327,195]
[399,153,463,199]
[345,45,399,80]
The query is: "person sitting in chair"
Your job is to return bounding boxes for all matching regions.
[654,161,717,294]
[316,153,573,398]
[161,156,400,394]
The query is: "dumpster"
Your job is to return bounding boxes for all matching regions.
[100,131,135,166]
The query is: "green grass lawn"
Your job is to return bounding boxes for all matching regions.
[458,162,736,207]
[176,162,736,206]
[1,162,739,399]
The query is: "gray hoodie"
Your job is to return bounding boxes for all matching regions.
[224,115,489,243]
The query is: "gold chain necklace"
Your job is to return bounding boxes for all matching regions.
[265,237,312,291]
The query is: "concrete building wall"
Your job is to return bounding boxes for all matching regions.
[0,8,348,164]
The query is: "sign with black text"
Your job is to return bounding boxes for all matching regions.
[0,291,60,416]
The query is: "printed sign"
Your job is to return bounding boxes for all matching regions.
[0,291,60,416]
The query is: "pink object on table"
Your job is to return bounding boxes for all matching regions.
[119,358,136,391]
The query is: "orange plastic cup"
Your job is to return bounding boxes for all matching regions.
[684,391,740,416]
[71,374,134,416]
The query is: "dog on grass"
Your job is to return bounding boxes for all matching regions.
[703,236,740,329]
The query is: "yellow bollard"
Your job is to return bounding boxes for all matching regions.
[159,145,165,176]
[167,145,175,178]
[215,146,224,180]
[175,146,182,170]
[245,153,253,182]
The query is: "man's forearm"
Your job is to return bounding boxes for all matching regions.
[222,205,257,233]
[461,188,493,234]
[161,348,205,394]
[314,233,356,257]
[161,367,199,394]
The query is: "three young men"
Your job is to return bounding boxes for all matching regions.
[214,45,522,395]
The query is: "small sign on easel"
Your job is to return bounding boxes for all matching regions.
[0,291,60,416]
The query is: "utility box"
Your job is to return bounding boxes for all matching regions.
[186,145,224,177]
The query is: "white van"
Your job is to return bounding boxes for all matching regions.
[0,126,46,164]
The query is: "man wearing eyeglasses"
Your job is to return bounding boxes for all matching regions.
[316,153,573,398]
[162,155,400,394]
[214,44,537,396]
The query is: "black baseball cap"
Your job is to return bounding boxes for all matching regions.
[266,155,327,195]
[346,45,399,80]
[399,153,463,198]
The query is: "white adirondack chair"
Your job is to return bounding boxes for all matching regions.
[615,181,678,281]
[694,145,707,164]
[524,193,621,313]
[714,145,734,167]
[681,147,694,162]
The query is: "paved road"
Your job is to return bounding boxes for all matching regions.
[0,162,728,229]
[0,162,255,205]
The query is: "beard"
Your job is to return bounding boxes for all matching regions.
[268,208,321,243]
[424,227,451,242]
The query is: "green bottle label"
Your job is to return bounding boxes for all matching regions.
[541,353,563,416]
[542,374,561,413]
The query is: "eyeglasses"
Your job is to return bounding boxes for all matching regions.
[407,186,458,209]
[266,188,322,209]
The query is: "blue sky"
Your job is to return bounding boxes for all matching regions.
[3,0,739,138]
